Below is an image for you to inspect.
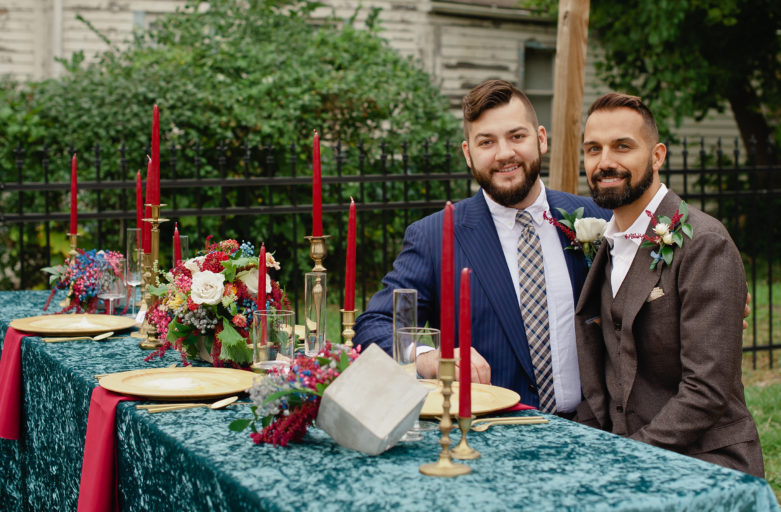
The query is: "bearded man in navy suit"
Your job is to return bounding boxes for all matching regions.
[353,80,610,415]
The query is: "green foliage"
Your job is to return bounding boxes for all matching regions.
[0,0,459,291]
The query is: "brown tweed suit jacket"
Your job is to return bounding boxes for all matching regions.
[574,190,764,478]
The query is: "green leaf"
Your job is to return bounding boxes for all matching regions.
[229,419,252,432]
[148,284,169,297]
[682,224,693,239]
[672,231,683,247]
[678,201,689,224]
[217,319,252,364]
[661,245,674,266]
[658,215,671,225]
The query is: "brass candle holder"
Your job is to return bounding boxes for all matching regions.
[67,232,80,264]
[340,309,355,348]
[419,358,471,477]
[304,235,331,272]
[139,203,168,350]
[451,416,481,460]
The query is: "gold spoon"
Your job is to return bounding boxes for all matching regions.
[139,395,240,414]
[470,417,548,432]
[43,331,115,343]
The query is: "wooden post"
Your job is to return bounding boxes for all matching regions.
[548,0,590,195]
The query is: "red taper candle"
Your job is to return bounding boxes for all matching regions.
[459,267,472,418]
[258,243,266,308]
[173,223,181,266]
[69,154,78,234]
[143,156,152,254]
[312,130,322,237]
[151,104,160,204]
[344,198,357,310]
[135,170,143,244]
[440,202,454,359]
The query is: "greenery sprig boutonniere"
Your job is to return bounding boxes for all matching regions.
[626,200,693,270]
[544,207,607,267]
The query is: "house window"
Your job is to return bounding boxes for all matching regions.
[520,41,555,133]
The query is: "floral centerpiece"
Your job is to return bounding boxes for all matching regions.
[43,249,126,313]
[545,207,607,267]
[229,342,359,446]
[146,238,289,367]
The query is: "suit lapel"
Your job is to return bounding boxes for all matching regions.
[546,191,589,303]
[455,192,536,384]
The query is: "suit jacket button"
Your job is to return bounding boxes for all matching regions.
[614,322,622,331]
[616,405,624,413]
[528,384,537,393]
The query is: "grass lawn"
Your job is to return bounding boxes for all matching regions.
[744,354,781,501]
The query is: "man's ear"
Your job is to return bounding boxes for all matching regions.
[652,142,667,172]
[537,125,549,156]
[462,140,473,169]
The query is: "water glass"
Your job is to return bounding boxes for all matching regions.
[395,326,441,439]
[99,256,126,315]
[304,272,327,356]
[252,309,296,372]
[126,228,143,315]
[392,289,417,363]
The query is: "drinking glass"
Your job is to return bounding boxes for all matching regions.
[252,309,296,373]
[392,288,417,361]
[304,272,327,356]
[173,234,190,265]
[394,326,441,440]
[126,228,143,315]
[98,256,126,315]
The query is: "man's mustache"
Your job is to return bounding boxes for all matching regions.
[592,169,631,181]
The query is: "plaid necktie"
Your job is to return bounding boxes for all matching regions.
[516,210,556,413]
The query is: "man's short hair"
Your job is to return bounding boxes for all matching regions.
[462,80,539,139]
[587,93,659,143]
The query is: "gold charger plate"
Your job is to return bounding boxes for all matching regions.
[419,380,520,418]
[98,367,257,400]
[10,314,136,336]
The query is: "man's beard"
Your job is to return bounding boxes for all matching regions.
[589,160,654,209]
[472,153,542,208]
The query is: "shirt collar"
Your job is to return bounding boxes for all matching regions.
[604,183,669,247]
[483,179,548,229]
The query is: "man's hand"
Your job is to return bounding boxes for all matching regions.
[416,350,440,379]
[743,291,751,330]
[454,347,491,384]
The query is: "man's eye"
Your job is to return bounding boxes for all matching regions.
[478,140,492,147]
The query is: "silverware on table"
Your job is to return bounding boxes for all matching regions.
[136,396,248,413]
[470,416,548,432]
[43,331,116,343]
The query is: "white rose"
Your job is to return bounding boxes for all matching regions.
[190,270,225,305]
[654,223,670,237]
[238,268,272,296]
[184,256,205,274]
[573,217,607,243]
[662,232,674,245]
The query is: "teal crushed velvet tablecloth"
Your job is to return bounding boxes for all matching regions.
[1,290,779,511]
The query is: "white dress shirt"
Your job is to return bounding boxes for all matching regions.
[603,184,668,296]
[483,181,581,412]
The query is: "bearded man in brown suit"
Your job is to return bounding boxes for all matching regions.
[574,92,764,478]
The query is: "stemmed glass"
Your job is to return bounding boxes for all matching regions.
[395,326,441,441]
[98,256,126,315]
[126,228,143,315]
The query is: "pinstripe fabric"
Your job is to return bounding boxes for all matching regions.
[516,211,556,413]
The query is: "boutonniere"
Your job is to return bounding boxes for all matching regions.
[544,207,607,267]
[626,200,693,270]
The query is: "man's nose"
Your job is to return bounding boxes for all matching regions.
[496,138,514,161]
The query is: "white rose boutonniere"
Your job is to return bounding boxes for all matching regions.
[544,207,606,267]
[190,270,226,305]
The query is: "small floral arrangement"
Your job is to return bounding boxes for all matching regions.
[544,207,607,267]
[626,200,693,270]
[229,343,359,447]
[43,249,126,313]
[146,238,289,366]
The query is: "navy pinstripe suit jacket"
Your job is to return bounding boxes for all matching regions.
[353,188,611,408]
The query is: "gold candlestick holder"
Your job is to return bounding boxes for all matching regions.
[304,235,331,272]
[340,309,355,348]
[419,358,471,477]
[451,416,481,460]
[139,203,168,350]
[67,232,80,264]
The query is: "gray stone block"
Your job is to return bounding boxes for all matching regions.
[316,344,430,455]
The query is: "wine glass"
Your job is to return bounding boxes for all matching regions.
[126,228,143,315]
[98,256,126,315]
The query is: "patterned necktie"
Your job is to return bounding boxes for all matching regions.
[516,210,556,413]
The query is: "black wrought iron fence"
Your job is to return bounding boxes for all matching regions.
[0,137,778,367]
